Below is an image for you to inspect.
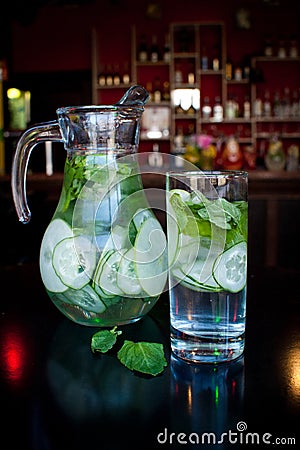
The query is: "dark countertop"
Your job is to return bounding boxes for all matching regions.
[0,262,299,449]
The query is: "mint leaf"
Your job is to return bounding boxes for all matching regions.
[91,326,122,354]
[117,340,167,376]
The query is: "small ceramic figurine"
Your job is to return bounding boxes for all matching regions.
[221,136,243,170]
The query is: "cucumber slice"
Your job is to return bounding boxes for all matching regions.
[172,267,220,292]
[213,241,247,293]
[134,217,167,297]
[40,219,73,293]
[53,235,97,290]
[62,285,106,313]
[95,250,125,296]
[117,248,142,296]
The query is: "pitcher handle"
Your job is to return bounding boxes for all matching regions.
[11,121,64,223]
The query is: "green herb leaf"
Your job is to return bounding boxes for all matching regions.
[117,340,167,376]
[91,326,122,354]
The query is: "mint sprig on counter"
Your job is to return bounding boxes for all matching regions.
[91,327,167,377]
[91,326,122,353]
[117,340,167,376]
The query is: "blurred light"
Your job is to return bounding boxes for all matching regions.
[147,130,162,139]
[171,88,200,110]
[286,347,300,404]
[1,329,27,384]
[7,88,22,99]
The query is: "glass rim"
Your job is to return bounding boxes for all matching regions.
[56,104,145,115]
[165,170,248,178]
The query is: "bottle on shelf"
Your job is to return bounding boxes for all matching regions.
[138,34,148,62]
[150,35,160,63]
[105,64,113,86]
[148,143,163,167]
[281,87,291,118]
[174,63,183,84]
[187,71,195,84]
[289,37,298,58]
[212,45,220,71]
[243,96,251,119]
[202,96,212,119]
[145,81,154,102]
[213,96,223,121]
[98,64,106,86]
[113,64,121,86]
[201,46,208,70]
[162,81,170,101]
[234,66,243,81]
[263,90,272,117]
[172,127,186,167]
[225,60,233,80]
[264,37,273,57]
[277,39,287,58]
[122,62,130,85]
[273,90,281,117]
[254,97,263,118]
[225,97,236,119]
[153,77,162,103]
[212,56,220,71]
[291,89,299,117]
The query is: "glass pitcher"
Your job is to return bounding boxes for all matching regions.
[11,86,167,327]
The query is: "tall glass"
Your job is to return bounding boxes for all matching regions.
[166,171,248,363]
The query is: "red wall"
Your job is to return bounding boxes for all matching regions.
[11,0,300,74]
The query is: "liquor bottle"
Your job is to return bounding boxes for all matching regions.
[138,34,148,62]
[172,127,185,167]
[213,97,223,121]
[282,87,291,118]
[264,37,273,57]
[148,143,163,167]
[254,97,263,118]
[145,81,154,102]
[187,70,195,84]
[263,90,272,117]
[98,64,106,86]
[106,64,113,86]
[113,64,120,86]
[202,96,212,119]
[225,97,235,119]
[291,89,299,117]
[212,45,220,71]
[273,91,282,117]
[150,35,160,63]
[225,60,233,81]
[234,66,242,81]
[243,96,251,119]
[122,62,130,85]
[201,46,208,70]
[289,37,298,58]
[277,39,286,58]
[162,81,170,101]
[153,77,162,103]
[174,63,183,84]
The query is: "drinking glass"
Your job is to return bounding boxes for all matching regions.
[166,171,248,363]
